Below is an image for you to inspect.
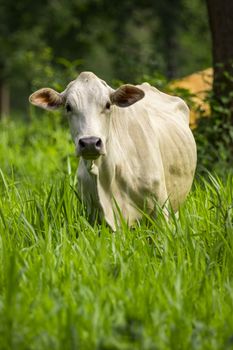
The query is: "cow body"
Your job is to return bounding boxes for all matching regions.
[29,72,197,229]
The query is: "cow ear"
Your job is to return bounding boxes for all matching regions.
[29,88,64,110]
[110,84,145,107]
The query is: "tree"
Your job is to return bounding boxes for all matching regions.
[206,0,233,123]
[0,0,51,118]
[0,0,212,117]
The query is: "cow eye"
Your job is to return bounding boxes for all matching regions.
[66,103,72,113]
[105,102,111,110]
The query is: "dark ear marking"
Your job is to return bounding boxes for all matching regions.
[110,85,145,107]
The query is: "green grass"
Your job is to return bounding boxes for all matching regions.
[0,115,233,350]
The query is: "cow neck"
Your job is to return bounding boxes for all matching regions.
[86,160,99,176]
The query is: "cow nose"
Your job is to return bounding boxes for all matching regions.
[79,137,102,150]
[78,137,103,159]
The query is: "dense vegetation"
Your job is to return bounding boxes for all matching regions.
[0,113,232,350]
[0,0,211,115]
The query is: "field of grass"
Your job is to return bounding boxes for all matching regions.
[0,114,233,350]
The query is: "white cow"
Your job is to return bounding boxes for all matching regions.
[29,72,197,229]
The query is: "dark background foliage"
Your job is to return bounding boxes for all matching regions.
[0,0,211,112]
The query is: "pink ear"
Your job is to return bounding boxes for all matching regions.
[110,84,145,107]
[29,88,64,110]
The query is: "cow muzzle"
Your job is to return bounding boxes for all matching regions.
[77,136,105,160]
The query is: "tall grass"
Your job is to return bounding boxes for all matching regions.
[0,115,233,350]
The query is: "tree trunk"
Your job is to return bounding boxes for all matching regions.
[206,0,233,123]
[0,81,10,119]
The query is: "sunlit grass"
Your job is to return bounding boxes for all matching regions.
[0,116,232,350]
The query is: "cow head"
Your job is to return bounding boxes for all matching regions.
[29,72,145,160]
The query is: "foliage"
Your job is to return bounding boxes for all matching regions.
[0,0,211,113]
[137,72,169,91]
[0,111,74,179]
[193,69,233,175]
[195,116,233,175]
[0,115,233,350]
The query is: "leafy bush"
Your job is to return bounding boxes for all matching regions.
[194,81,233,176]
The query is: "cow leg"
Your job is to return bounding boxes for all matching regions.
[154,181,171,221]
